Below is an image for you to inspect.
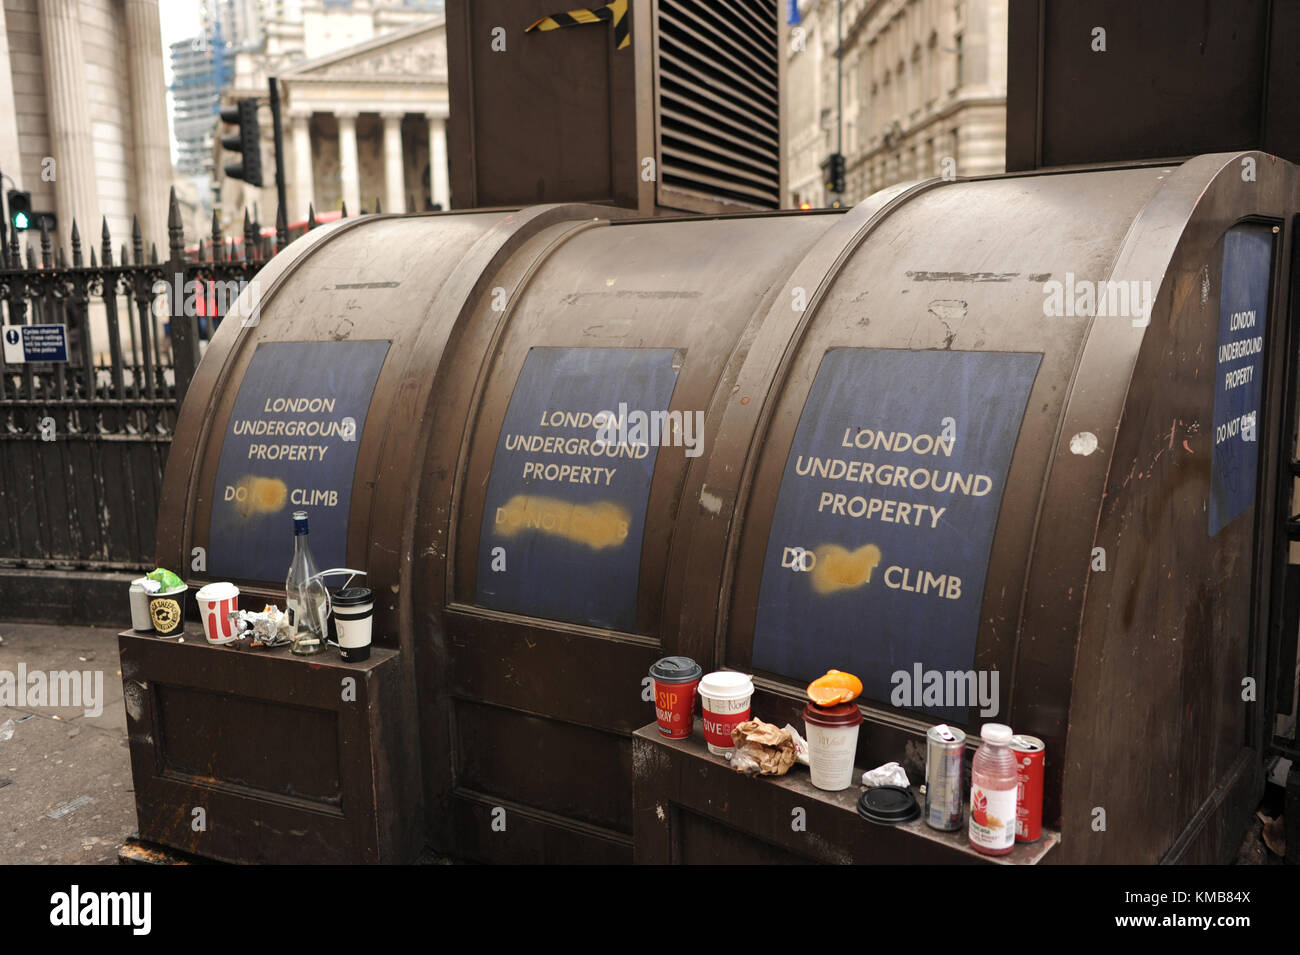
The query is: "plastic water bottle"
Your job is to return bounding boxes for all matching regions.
[969,723,1018,855]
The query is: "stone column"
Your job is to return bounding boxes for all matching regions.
[336,110,361,213]
[427,114,449,210]
[291,110,314,220]
[36,0,98,250]
[123,0,171,253]
[381,111,404,213]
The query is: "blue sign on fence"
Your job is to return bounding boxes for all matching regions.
[208,340,391,583]
[476,347,682,632]
[1209,225,1273,536]
[2,324,68,363]
[750,348,1041,720]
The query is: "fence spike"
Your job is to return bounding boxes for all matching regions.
[168,186,185,262]
[71,218,83,267]
[307,203,317,230]
[151,242,159,265]
[56,246,66,269]
[243,208,256,261]
[39,215,52,268]
[120,243,129,269]
[197,237,206,262]
[8,227,17,266]
[374,197,382,214]
[275,202,288,253]
[407,192,414,213]
[131,214,143,264]
[90,246,97,268]
[211,209,223,262]
[340,200,348,218]
[101,216,112,265]
[27,243,37,269]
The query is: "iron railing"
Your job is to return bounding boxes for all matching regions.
[0,189,315,570]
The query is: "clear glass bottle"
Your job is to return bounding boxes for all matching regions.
[285,510,328,655]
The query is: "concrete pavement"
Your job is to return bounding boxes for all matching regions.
[0,623,135,864]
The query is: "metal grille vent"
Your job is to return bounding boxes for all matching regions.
[656,0,781,209]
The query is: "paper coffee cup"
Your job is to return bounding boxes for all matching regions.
[699,671,754,756]
[803,701,863,791]
[331,587,373,662]
[148,585,188,638]
[649,656,702,739]
[196,582,240,644]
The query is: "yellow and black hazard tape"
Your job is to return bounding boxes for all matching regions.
[526,0,630,50]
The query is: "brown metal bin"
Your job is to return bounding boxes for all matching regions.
[146,151,1298,864]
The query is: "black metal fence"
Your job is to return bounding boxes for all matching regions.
[0,189,300,571]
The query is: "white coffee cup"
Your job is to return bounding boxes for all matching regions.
[195,581,240,644]
[698,671,754,756]
[803,701,864,790]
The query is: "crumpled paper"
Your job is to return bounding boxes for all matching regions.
[782,724,810,765]
[862,761,910,788]
[729,719,797,776]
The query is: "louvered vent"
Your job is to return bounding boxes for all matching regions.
[656,0,781,209]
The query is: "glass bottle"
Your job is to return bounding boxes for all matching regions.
[285,510,328,655]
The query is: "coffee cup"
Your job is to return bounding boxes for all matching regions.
[331,587,373,662]
[803,701,863,790]
[196,582,240,644]
[699,671,754,756]
[148,584,188,638]
[649,656,702,739]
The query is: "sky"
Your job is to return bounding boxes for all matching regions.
[158,0,204,87]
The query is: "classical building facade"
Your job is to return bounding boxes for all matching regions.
[216,1,448,228]
[785,0,1007,208]
[0,0,171,252]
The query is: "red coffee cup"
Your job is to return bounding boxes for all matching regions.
[649,656,702,739]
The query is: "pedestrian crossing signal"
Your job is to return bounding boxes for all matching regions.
[7,189,32,231]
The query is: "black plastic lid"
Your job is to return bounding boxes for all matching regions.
[332,587,373,607]
[649,656,702,683]
[857,786,920,825]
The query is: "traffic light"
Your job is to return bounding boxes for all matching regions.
[7,189,32,231]
[825,152,846,195]
[220,98,263,187]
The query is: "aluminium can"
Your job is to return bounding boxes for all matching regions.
[925,724,966,831]
[1011,734,1045,843]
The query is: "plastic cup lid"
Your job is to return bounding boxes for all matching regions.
[698,670,753,698]
[649,656,702,683]
[857,786,920,825]
[332,587,373,607]
[803,701,864,726]
[195,581,238,601]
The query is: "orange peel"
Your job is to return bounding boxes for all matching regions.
[807,669,863,706]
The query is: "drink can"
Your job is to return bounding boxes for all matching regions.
[924,724,966,830]
[1011,734,1045,843]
